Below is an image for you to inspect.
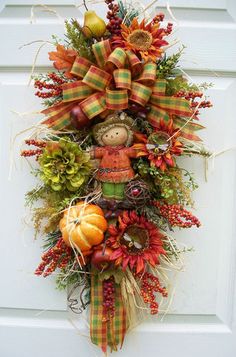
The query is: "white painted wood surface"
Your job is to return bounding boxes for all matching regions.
[0,1,236,356]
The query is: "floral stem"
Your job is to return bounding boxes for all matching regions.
[83,0,88,11]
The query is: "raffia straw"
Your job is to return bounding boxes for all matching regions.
[121,270,149,330]
[68,318,90,338]
[76,0,105,9]
[19,40,54,86]
[163,38,180,50]
[141,0,158,15]
[166,2,179,25]
[204,147,236,182]
[122,2,145,24]
[30,4,64,24]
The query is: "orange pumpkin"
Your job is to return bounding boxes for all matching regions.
[59,201,108,251]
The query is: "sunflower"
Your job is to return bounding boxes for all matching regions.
[107,211,165,274]
[111,18,168,62]
[134,119,183,171]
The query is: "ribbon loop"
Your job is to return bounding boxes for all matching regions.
[106,47,127,72]
[92,39,112,68]
[136,62,157,86]
[151,79,166,96]
[80,92,106,119]
[70,57,93,78]
[106,89,128,110]
[113,69,131,90]
[62,81,94,102]
[130,82,152,106]
[82,66,112,91]
[126,50,143,74]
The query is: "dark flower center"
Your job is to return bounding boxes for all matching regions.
[147,131,172,156]
[121,226,149,253]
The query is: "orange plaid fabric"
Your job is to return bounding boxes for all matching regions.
[90,273,127,353]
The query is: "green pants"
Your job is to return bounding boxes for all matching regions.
[102,182,125,200]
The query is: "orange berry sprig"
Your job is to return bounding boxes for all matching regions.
[35,238,72,277]
[152,13,165,23]
[139,272,168,315]
[154,202,201,228]
[25,139,46,148]
[174,90,212,115]
[191,100,212,116]
[34,72,66,99]
[21,139,46,159]
[21,148,43,158]
[175,90,203,100]
[165,22,173,35]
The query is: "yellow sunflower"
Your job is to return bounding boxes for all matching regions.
[111,18,168,62]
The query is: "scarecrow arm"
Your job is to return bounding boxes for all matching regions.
[90,146,105,159]
[125,146,139,158]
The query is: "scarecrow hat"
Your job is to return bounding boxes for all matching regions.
[93,112,135,146]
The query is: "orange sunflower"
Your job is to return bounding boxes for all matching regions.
[107,211,166,274]
[134,119,183,171]
[111,18,168,62]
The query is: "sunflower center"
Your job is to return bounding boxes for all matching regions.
[127,30,153,51]
[121,226,149,254]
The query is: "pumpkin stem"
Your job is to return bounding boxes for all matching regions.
[73,218,81,225]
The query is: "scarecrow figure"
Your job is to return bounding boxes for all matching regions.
[91,113,137,200]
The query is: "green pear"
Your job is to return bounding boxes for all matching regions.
[83,10,106,38]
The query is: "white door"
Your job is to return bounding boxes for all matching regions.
[1,1,236,356]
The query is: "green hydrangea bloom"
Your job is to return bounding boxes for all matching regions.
[38,139,92,192]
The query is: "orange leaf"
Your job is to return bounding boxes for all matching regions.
[48,44,77,78]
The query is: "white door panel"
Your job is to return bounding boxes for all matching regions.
[0,1,236,356]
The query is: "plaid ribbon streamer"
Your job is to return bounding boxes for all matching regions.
[42,39,199,139]
[90,273,127,353]
[173,117,205,141]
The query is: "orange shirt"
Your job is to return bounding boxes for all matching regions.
[93,145,137,183]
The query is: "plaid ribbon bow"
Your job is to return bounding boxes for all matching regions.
[42,40,195,134]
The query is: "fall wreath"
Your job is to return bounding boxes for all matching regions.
[21,1,212,352]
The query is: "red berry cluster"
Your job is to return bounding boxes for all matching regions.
[21,148,43,158]
[105,0,122,36]
[152,13,165,23]
[25,139,46,148]
[154,202,201,228]
[191,100,212,109]
[165,22,173,35]
[151,14,172,35]
[35,238,72,277]
[140,272,168,315]
[175,90,203,100]
[174,90,212,114]
[102,278,115,319]
[34,72,65,99]
[47,72,65,84]
[21,139,46,159]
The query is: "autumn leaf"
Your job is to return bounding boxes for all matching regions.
[48,44,77,78]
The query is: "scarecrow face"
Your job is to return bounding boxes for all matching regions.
[101,126,128,146]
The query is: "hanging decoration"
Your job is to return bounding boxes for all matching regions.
[22,0,213,353]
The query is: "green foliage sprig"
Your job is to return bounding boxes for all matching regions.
[65,19,95,61]
[134,158,197,206]
[157,46,185,79]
